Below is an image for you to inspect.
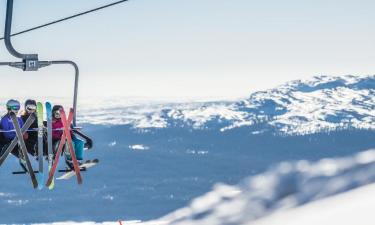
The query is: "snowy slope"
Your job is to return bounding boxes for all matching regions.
[250,183,375,225]
[151,149,375,225]
[78,75,375,135]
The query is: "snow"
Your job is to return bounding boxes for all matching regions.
[186,149,209,155]
[272,87,375,134]
[151,149,375,225]
[251,183,375,225]
[74,75,375,135]
[129,144,150,151]
[7,199,29,206]
[108,141,117,147]
[103,195,115,201]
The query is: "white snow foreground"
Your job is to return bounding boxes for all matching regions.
[250,183,375,225]
[150,149,375,225]
[76,75,375,135]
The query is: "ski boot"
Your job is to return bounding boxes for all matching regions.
[63,145,82,170]
[65,158,74,170]
[64,158,83,170]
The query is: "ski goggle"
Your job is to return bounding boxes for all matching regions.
[26,105,37,111]
[54,111,61,118]
[7,105,20,111]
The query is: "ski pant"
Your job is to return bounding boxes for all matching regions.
[72,136,84,160]
[52,136,84,160]
[25,140,37,156]
[0,142,36,159]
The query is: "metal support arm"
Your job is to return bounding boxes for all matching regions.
[5,0,39,71]
[50,61,79,127]
[0,61,79,126]
[4,0,24,59]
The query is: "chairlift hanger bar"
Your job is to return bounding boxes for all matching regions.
[0,0,129,40]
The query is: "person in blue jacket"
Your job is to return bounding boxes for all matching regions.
[0,99,28,169]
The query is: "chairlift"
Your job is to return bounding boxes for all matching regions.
[0,0,93,149]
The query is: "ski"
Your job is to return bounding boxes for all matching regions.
[10,112,38,189]
[46,107,82,186]
[36,102,44,190]
[0,114,35,166]
[45,102,54,189]
[60,108,82,184]
[46,131,66,187]
[57,159,99,180]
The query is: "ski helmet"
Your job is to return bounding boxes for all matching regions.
[25,99,37,111]
[6,99,20,111]
[52,105,63,118]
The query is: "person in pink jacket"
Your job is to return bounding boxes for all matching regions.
[52,105,84,169]
[52,108,64,141]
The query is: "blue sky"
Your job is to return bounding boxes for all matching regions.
[0,0,374,100]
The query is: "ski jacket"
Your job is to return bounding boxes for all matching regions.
[21,113,38,142]
[52,118,64,140]
[0,113,24,140]
[52,115,75,141]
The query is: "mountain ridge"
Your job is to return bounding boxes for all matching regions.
[78,75,375,135]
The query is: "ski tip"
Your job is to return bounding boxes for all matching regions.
[37,173,44,190]
[45,179,52,187]
[48,179,55,190]
[33,182,39,189]
[47,167,55,190]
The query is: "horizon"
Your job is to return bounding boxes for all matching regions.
[0,73,371,107]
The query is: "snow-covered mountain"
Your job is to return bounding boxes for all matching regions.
[78,75,375,135]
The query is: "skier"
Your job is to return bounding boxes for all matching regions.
[20,99,39,156]
[0,99,28,169]
[52,105,84,169]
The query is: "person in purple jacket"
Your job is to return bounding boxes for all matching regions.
[0,99,28,170]
[1,100,27,141]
